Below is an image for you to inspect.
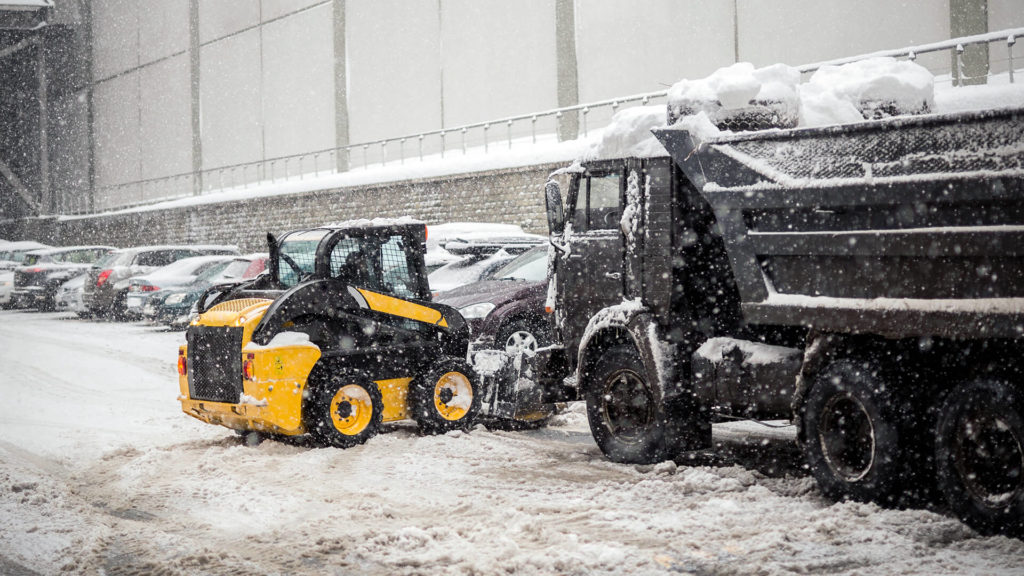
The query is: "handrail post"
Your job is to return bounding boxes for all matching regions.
[531,115,537,144]
[956,43,965,87]
[400,138,406,164]
[507,119,513,149]
[461,127,467,154]
[418,135,424,161]
[1010,35,1017,84]
[381,141,387,167]
[483,124,489,152]
[582,107,589,137]
[362,144,369,169]
[440,131,446,158]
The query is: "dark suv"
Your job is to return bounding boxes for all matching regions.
[82,244,239,319]
[12,245,116,310]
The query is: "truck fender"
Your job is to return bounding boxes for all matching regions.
[791,330,846,447]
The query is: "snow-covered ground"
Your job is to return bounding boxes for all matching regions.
[2,311,1023,575]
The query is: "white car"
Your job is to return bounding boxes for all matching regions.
[55,273,88,313]
[0,270,14,308]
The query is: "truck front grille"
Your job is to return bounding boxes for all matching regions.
[187,325,244,403]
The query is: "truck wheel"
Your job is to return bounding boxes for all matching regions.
[586,344,673,465]
[411,358,482,435]
[308,373,383,448]
[803,359,906,503]
[935,379,1024,536]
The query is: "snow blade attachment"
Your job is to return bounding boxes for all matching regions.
[654,107,1024,339]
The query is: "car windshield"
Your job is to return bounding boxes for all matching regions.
[22,254,42,266]
[215,259,253,281]
[148,257,223,280]
[94,251,122,268]
[192,261,232,284]
[278,230,329,287]
[492,248,548,282]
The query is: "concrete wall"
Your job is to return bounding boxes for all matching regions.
[2,164,557,252]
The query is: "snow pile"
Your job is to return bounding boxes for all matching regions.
[585,106,668,160]
[799,57,934,126]
[667,62,801,129]
[696,337,802,367]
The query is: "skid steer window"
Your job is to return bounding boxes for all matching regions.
[381,236,416,299]
[279,230,328,287]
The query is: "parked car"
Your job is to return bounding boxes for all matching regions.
[55,273,88,313]
[124,255,238,318]
[434,245,551,355]
[11,245,116,310]
[0,270,13,308]
[427,233,545,293]
[425,222,544,273]
[0,240,51,271]
[82,244,239,319]
[143,254,268,328]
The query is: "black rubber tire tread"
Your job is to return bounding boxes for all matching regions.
[935,379,1024,537]
[585,344,674,465]
[802,359,910,504]
[307,371,383,449]
[410,357,482,435]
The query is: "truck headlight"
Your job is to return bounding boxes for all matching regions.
[459,302,495,319]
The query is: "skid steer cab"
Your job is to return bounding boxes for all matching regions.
[177,219,482,448]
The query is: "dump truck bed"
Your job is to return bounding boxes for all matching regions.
[655,107,1024,339]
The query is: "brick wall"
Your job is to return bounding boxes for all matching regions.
[1,163,561,252]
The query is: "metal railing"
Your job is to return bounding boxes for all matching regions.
[66,27,1024,216]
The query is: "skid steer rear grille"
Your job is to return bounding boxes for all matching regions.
[187,326,244,403]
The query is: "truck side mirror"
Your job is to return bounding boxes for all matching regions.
[545,180,564,235]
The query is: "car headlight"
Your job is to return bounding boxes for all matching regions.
[458,302,495,319]
[166,293,187,305]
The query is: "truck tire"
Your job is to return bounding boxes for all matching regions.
[585,344,675,465]
[935,379,1024,536]
[308,372,384,449]
[803,359,907,503]
[411,358,482,435]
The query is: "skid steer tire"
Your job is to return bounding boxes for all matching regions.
[308,372,384,449]
[585,344,674,465]
[803,359,908,505]
[411,358,482,435]
[935,379,1024,537]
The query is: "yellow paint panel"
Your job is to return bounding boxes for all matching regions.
[357,289,448,328]
[376,377,412,422]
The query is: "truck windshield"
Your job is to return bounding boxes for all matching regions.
[278,230,329,287]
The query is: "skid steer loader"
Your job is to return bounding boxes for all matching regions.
[177,219,491,448]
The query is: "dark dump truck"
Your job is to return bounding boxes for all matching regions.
[538,106,1024,536]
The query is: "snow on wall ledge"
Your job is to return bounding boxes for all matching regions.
[1,163,563,252]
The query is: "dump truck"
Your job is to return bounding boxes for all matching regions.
[177,220,488,448]
[537,106,1024,536]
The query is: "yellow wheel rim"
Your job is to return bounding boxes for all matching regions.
[433,371,473,421]
[330,384,373,436]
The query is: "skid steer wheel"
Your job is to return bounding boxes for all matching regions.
[586,344,672,465]
[411,358,482,435]
[308,372,384,448]
[803,359,909,504]
[935,379,1024,536]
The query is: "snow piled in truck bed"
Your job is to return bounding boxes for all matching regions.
[799,57,935,126]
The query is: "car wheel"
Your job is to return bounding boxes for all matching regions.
[307,372,384,449]
[497,317,550,356]
[411,357,481,435]
[935,378,1024,536]
[803,359,911,504]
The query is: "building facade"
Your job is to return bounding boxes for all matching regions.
[1,0,1022,220]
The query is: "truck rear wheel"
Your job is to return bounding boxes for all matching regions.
[803,359,907,504]
[411,358,481,435]
[308,372,384,448]
[586,344,673,465]
[935,379,1024,536]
